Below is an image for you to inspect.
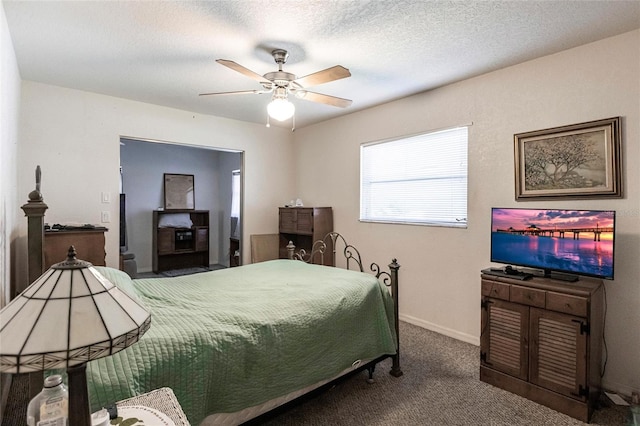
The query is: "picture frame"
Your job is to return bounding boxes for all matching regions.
[163,173,195,210]
[514,117,622,200]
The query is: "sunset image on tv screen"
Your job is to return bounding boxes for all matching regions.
[491,208,615,279]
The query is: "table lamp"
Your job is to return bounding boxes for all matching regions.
[0,246,151,426]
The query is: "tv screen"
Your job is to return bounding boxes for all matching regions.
[490,208,615,280]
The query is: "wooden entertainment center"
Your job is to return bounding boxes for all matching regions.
[152,210,209,273]
[480,271,604,422]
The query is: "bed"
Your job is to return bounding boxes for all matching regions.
[23,189,402,425]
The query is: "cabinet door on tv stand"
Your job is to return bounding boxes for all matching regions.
[481,298,530,380]
[529,308,588,400]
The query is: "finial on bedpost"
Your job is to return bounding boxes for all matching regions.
[286,241,296,259]
[388,258,402,378]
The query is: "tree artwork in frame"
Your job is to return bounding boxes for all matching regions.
[164,173,195,210]
[514,117,622,200]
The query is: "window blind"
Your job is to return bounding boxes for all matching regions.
[360,126,468,227]
[231,170,241,239]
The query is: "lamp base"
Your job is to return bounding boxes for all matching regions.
[67,363,91,426]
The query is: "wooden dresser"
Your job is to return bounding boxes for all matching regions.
[44,227,108,269]
[480,272,604,422]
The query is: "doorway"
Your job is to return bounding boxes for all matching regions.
[119,137,242,273]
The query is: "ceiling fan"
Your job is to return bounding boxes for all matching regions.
[199,49,352,122]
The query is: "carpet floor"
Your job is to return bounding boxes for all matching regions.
[256,322,629,426]
[2,322,632,425]
[136,264,226,279]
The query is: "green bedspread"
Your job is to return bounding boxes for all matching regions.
[87,260,396,424]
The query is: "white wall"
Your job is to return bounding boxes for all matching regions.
[16,82,295,289]
[294,30,640,397]
[0,2,20,307]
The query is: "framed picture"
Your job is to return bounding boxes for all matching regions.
[163,173,195,210]
[514,117,622,200]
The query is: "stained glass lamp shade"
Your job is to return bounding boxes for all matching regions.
[0,247,151,426]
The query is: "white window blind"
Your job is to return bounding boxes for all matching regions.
[230,170,241,239]
[231,170,240,218]
[360,126,468,227]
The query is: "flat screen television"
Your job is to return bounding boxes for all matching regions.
[490,208,615,281]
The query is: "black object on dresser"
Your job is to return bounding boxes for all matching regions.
[480,272,604,423]
[152,210,209,273]
[278,207,333,266]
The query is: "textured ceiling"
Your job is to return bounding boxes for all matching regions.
[4,1,640,129]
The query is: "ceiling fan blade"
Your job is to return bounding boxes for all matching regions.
[216,59,271,85]
[294,65,351,88]
[199,89,269,96]
[294,90,352,108]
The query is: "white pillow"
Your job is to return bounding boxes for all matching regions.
[158,213,193,228]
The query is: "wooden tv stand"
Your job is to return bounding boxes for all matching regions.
[480,272,604,422]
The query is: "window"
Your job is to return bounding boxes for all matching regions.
[360,126,468,227]
[230,169,241,239]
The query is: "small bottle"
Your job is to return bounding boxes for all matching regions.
[26,374,69,426]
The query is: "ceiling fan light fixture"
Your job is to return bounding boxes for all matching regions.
[267,98,295,121]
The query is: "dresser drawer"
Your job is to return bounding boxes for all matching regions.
[546,291,588,316]
[482,279,510,301]
[511,285,545,308]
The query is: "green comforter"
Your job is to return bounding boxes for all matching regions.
[88,260,396,424]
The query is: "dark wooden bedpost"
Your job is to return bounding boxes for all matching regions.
[19,166,48,296]
[389,258,403,377]
[19,166,48,398]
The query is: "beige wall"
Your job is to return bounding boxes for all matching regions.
[293,30,640,396]
[16,82,295,289]
[0,3,20,308]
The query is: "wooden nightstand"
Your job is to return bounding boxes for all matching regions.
[116,387,190,425]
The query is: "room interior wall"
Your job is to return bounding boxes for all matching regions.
[0,2,21,418]
[16,82,295,290]
[0,1,20,308]
[120,139,241,272]
[293,30,640,397]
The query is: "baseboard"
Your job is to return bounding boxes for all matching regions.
[400,313,479,346]
[0,373,12,424]
[602,379,640,400]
